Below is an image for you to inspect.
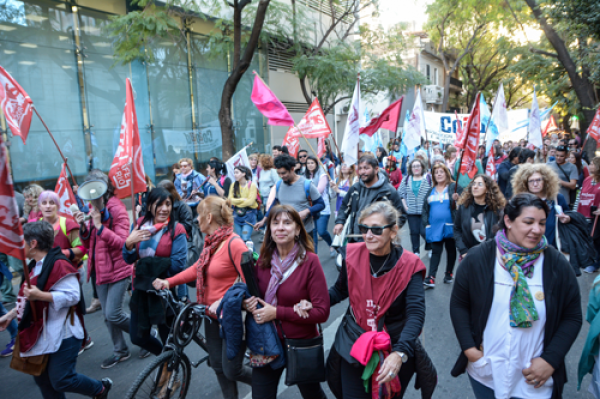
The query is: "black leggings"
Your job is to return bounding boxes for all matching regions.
[252,362,327,399]
[129,310,172,356]
[428,238,457,278]
[339,355,415,399]
[407,215,424,253]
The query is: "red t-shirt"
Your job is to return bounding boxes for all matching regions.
[577,176,600,218]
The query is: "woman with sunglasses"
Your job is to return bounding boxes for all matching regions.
[511,164,570,249]
[454,175,506,261]
[324,201,429,399]
[450,194,582,399]
[228,165,259,242]
[422,164,462,289]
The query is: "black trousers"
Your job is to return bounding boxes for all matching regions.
[428,238,457,278]
[252,362,326,399]
[339,355,415,399]
[407,215,424,253]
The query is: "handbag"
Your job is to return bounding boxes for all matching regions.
[10,335,48,376]
[281,322,326,386]
[234,206,248,217]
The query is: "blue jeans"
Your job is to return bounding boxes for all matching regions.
[34,337,103,399]
[468,375,523,399]
[234,210,257,241]
[0,302,17,339]
[315,214,333,247]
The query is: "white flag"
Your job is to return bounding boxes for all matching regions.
[225,146,251,182]
[487,83,509,153]
[404,88,425,152]
[529,88,543,148]
[341,79,361,165]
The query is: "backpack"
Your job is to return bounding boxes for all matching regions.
[247,182,262,207]
[274,179,320,220]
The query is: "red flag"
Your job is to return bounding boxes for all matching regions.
[454,111,467,149]
[283,98,332,158]
[317,138,326,158]
[0,66,33,144]
[542,114,558,137]
[251,74,294,126]
[359,97,403,137]
[0,132,25,259]
[485,146,496,178]
[587,105,600,145]
[54,163,77,220]
[109,78,146,199]
[459,93,481,179]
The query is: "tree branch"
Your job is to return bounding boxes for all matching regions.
[529,46,558,58]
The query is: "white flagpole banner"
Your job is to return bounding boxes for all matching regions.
[529,88,543,148]
[341,79,361,165]
[225,146,251,181]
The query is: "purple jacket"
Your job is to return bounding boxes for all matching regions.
[83,197,132,285]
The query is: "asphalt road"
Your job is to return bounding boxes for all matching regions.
[0,222,597,399]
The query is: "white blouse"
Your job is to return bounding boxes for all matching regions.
[17,259,84,357]
[467,253,553,399]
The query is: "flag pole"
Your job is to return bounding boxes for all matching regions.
[32,106,77,187]
[20,248,36,321]
[455,92,480,196]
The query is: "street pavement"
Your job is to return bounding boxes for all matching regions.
[0,222,597,398]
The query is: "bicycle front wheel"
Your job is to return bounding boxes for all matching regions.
[125,351,192,399]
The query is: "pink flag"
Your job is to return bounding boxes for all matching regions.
[0,66,33,144]
[459,93,481,179]
[109,78,147,199]
[0,131,25,260]
[251,74,294,126]
[54,163,78,220]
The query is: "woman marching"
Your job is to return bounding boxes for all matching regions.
[450,193,582,399]
[152,196,252,399]
[228,165,260,242]
[422,164,462,288]
[326,201,433,399]
[454,175,506,260]
[330,163,358,217]
[243,205,330,399]
[397,159,431,257]
[203,159,232,199]
[305,155,335,257]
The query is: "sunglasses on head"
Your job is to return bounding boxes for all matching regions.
[358,223,395,235]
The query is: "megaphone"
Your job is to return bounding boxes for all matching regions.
[77,179,107,213]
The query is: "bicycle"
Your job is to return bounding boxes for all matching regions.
[126,289,212,399]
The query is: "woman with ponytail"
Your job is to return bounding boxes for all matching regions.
[228,165,259,241]
[152,196,251,399]
[450,193,582,398]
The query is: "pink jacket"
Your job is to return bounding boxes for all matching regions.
[83,197,132,285]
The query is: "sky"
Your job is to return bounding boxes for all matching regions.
[378,0,432,31]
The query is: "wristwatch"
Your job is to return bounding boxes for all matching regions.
[395,351,408,363]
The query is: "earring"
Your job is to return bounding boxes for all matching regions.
[295,235,300,241]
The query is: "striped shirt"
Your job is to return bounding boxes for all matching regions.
[397,174,432,215]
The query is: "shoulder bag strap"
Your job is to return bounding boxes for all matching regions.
[227,236,244,280]
[556,162,571,182]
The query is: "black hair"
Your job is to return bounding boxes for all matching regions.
[233,165,252,198]
[274,154,297,172]
[23,221,54,251]
[508,147,522,163]
[518,149,536,164]
[207,160,225,177]
[497,193,549,232]
[304,155,320,179]
[297,149,308,162]
[280,146,290,155]
[140,187,175,234]
[376,146,387,163]
[272,145,282,151]
[555,145,568,153]
[358,155,379,169]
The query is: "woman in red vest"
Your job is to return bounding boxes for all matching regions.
[326,201,434,398]
[0,221,112,398]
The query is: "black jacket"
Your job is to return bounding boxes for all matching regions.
[449,240,582,398]
[335,172,406,241]
[557,211,597,275]
[497,159,513,196]
[173,200,193,239]
[420,183,462,233]
[453,203,502,256]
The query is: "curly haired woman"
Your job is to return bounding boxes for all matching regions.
[20,184,44,224]
[454,174,506,260]
[511,163,570,248]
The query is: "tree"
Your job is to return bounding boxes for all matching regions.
[107,0,276,159]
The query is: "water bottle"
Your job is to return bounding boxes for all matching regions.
[245,241,254,252]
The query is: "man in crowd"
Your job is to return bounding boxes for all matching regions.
[255,154,325,241]
[333,155,404,243]
[297,149,308,175]
[498,147,522,197]
[272,145,289,158]
[547,145,578,206]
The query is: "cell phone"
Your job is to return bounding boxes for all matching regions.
[554,204,563,215]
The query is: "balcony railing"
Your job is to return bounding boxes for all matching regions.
[450,77,463,89]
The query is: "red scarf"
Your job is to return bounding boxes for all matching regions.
[195,224,234,305]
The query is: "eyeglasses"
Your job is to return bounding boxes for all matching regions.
[358,223,395,235]
[472,181,485,187]
[528,178,543,185]
[299,155,307,158]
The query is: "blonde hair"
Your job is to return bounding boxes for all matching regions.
[511,163,560,200]
[358,201,401,246]
[197,196,233,226]
[23,184,44,216]
[178,158,193,167]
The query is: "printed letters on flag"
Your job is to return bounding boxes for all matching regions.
[0,132,24,260]
[283,98,332,158]
[0,66,33,144]
[485,147,497,179]
[251,74,294,126]
[317,137,326,158]
[459,93,481,179]
[587,105,600,144]
[341,79,361,165]
[225,147,251,181]
[359,97,403,137]
[454,111,466,149]
[54,163,77,220]
[109,78,147,199]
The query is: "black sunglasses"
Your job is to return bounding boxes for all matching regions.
[358,223,395,235]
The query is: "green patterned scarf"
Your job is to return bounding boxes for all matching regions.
[495,229,547,328]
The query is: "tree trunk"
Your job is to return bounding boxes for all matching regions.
[442,71,451,112]
[218,0,271,160]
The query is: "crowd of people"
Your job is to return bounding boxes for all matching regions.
[0,128,599,399]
